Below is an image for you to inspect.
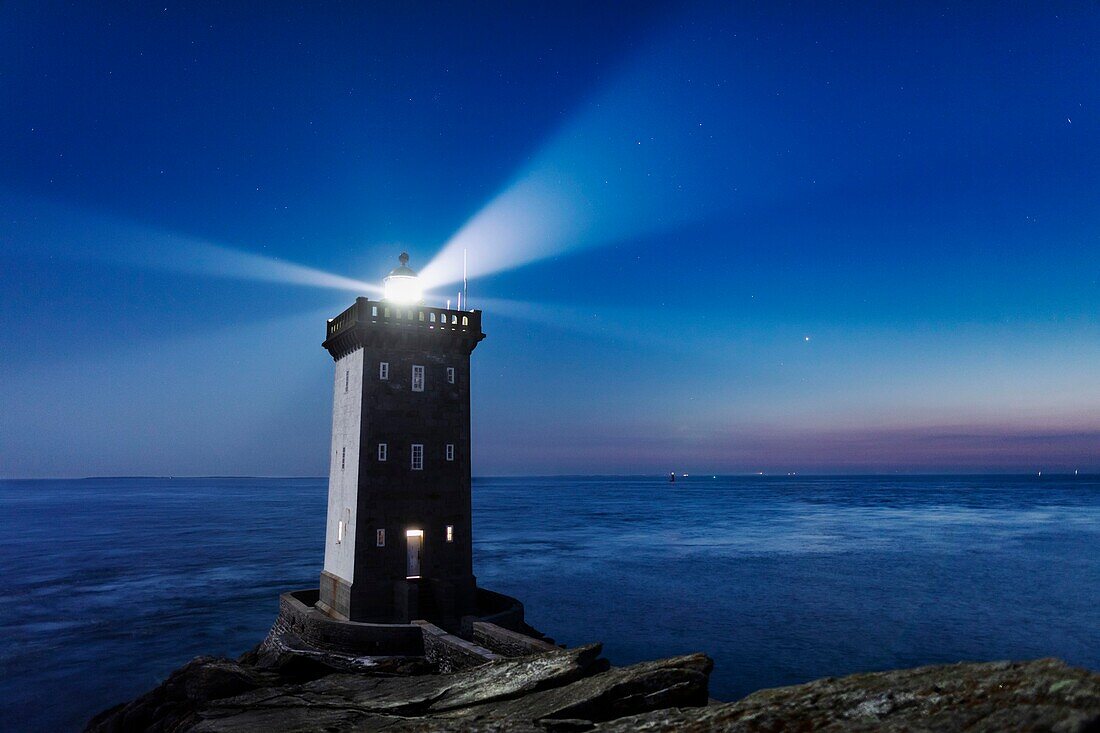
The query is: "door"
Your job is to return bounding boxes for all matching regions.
[406,529,423,578]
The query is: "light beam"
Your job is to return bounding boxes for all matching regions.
[418,25,773,291]
[135,234,381,295]
[2,194,381,295]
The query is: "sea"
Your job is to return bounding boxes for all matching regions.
[1,475,1098,731]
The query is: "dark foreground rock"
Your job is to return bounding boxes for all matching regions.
[88,647,1100,732]
[597,658,1100,732]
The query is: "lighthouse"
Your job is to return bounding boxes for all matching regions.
[318,253,484,628]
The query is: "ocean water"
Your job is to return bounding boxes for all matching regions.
[1,475,1098,731]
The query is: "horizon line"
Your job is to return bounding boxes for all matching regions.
[0,471,1095,482]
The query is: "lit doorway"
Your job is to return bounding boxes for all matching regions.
[405,529,423,579]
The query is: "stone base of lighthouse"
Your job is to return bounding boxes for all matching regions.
[257,587,556,674]
[316,570,479,631]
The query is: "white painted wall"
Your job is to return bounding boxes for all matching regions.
[322,347,363,583]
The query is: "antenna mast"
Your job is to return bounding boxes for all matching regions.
[463,248,468,310]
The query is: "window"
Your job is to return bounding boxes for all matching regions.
[411,443,424,470]
[418,311,425,322]
[341,446,346,471]
[412,365,424,392]
[446,367,455,384]
[446,525,454,542]
[378,443,388,461]
[379,362,389,380]
[371,305,378,317]
[376,528,386,547]
[430,312,436,323]
[337,520,346,544]
[344,370,349,393]
[462,316,469,326]
[446,443,455,461]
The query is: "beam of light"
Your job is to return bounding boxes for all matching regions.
[1,192,380,295]
[130,233,381,295]
[418,22,778,291]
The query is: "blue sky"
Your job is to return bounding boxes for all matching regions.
[1,2,1098,477]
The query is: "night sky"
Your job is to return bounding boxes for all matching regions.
[1,2,1098,477]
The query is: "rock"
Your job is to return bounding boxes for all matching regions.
[189,644,607,731]
[593,658,1100,732]
[85,656,281,733]
[251,623,433,677]
[87,632,1100,733]
[446,652,713,724]
[190,649,710,733]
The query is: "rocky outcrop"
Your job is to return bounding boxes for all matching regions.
[596,658,1100,732]
[84,657,279,733]
[87,644,1100,732]
[85,644,704,732]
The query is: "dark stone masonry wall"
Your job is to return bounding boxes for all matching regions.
[279,590,424,656]
[469,588,526,632]
[414,620,502,673]
[269,588,541,668]
[472,621,559,657]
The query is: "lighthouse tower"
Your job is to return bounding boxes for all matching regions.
[318,253,484,627]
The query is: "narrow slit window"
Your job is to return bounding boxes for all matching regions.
[376,528,386,547]
[337,520,346,544]
[378,443,388,461]
[446,367,455,384]
[412,365,424,392]
[341,446,346,471]
[446,443,455,461]
[446,525,454,542]
[344,370,349,393]
[379,362,389,380]
[411,443,424,470]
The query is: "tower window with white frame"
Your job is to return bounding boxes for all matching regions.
[379,361,389,380]
[446,443,455,461]
[446,366,455,384]
[411,443,424,470]
[412,365,424,392]
[341,446,345,470]
[378,443,388,461]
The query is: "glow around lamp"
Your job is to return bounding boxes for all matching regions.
[382,252,423,305]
